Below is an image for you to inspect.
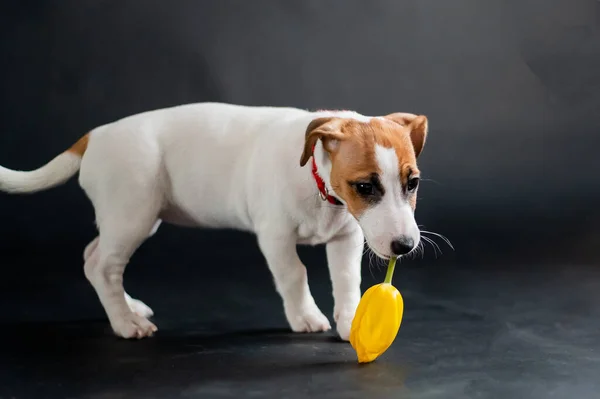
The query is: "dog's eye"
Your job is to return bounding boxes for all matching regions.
[355,183,374,196]
[407,177,419,192]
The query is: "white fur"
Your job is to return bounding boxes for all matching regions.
[0,152,81,193]
[0,102,420,341]
[360,145,420,258]
[317,110,372,123]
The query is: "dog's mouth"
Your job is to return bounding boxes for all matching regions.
[365,238,420,261]
[365,240,393,261]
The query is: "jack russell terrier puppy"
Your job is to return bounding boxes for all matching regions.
[0,103,428,341]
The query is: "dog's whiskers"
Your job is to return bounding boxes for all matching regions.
[405,239,425,260]
[421,236,441,258]
[419,227,455,251]
[414,240,425,259]
[419,178,441,186]
[366,247,378,280]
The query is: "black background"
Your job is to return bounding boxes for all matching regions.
[1,1,600,398]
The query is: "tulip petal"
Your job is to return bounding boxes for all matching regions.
[349,283,404,363]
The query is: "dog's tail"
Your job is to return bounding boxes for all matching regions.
[0,133,89,194]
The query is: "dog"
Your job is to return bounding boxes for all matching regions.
[0,103,428,340]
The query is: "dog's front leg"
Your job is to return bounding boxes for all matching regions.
[326,227,364,341]
[258,233,331,333]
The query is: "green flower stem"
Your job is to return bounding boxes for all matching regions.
[384,256,397,284]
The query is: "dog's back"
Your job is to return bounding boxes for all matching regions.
[79,102,312,231]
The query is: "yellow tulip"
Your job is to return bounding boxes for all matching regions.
[349,256,404,363]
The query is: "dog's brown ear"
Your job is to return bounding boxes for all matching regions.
[385,113,429,158]
[299,117,345,166]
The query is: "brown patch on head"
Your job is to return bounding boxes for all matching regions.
[302,113,428,216]
[327,125,379,217]
[67,133,90,157]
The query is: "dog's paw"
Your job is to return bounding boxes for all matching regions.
[111,313,158,339]
[286,305,331,333]
[125,294,154,318]
[334,308,356,341]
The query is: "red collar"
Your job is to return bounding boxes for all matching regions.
[311,145,343,206]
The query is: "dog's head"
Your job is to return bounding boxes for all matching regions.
[300,111,428,259]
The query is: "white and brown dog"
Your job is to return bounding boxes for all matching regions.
[0,103,428,341]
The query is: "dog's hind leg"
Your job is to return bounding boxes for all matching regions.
[83,194,162,339]
[83,219,161,320]
[77,123,167,338]
[84,238,155,319]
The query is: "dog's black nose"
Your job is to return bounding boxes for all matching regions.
[390,237,414,255]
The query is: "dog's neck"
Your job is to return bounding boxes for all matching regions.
[311,141,343,206]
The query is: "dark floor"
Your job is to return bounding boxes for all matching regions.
[1,238,599,399]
